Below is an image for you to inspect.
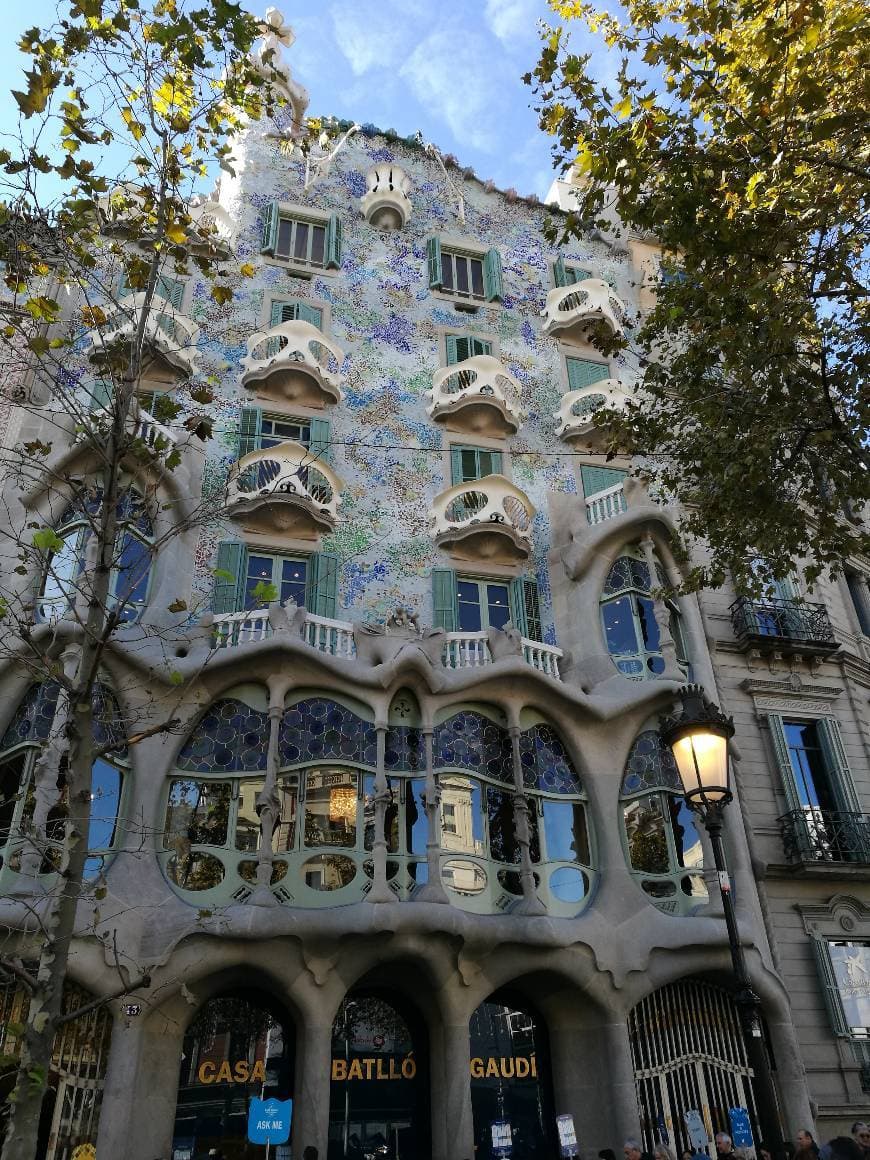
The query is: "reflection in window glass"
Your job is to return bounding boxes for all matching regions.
[164,779,231,848]
[624,796,669,873]
[88,759,123,850]
[302,853,356,890]
[235,777,264,852]
[274,776,298,852]
[167,850,225,891]
[440,775,483,855]
[542,800,589,865]
[406,778,427,857]
[486,788,540,865]
[305,768,358,848]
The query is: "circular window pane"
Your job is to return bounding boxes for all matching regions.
[238,859,288,885]
[302,854,356,891]
[497,869,540,896]
[549,865,588,903]
[167,851,225,891]
[642,878,676,898]
[442,859,487,895]
[647,655,666,674]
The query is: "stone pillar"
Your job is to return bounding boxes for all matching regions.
[96,1011,185,1160]
[291,1019,333,1157]
[368,723,395,904]
[251,684,285,906]
[509,724,546,916]
[602,1018,642,1145]
[437,1020,475,1160]
[766,1012,814,1137]
[549,1017,615,1153]
[417,727,449,903]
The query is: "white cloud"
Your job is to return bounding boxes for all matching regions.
[330,2,417,76]
[484,0,539,46]
[400,30,503,152]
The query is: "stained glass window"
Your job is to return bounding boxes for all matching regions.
[433,711,512,784]
[176,699,270,772]
[1,682,127,756]
[279,698,378,768]
[384,725,424,772]
[621,730,682,795]
[519,724,582,794]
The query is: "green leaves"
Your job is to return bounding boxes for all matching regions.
[32,529,64,554]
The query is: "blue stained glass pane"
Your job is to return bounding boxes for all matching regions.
[1,682,62,747]
[278,698,377,768]
[519,724,583,794]
[384,725,424,771]
[620,729,682,795]
[433,711,512,784]
[177,699,270,772]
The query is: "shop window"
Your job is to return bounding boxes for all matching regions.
[0,682,127,883]
[620,729,707,915]
[599,548,688,679]
[37,487,154,624]
[426,236,504,302]
[432,569,542,641]
[260,204,342,270]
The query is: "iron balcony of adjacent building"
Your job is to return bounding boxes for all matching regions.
[729,595,840,657]
[779,807,870,871]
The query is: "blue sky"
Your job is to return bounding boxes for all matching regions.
[0,0,589,200]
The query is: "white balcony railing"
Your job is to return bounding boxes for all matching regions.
[427,355,523,434]
[84,293,201,379]
[212,611,563,678]
[585,481,627,525]
[226,442,344,535]
[542,280,627,339]
[134,405,178,450]
[429,474,535,562]
[360,163,412,229]
[240,320,344,406]
[554,378,632,440]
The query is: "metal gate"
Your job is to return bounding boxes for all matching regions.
[629,978,758,1155]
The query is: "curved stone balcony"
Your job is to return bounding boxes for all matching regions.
[554,378,633,448]
[429,474,535,564]
[86,293,201,380]
[226,441,344,538]
[427,355,524,438]
[240,320,344,408]
[360,163,412,229]
[542,279,627,341]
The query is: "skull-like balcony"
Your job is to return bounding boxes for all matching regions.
[240,320,344,409]
[360,163,412,230]
[85,294,201,383]
[554,378,633,450]
[429,475,535,564]
[542,280,627,342]
[226,441,344,539]
[427,355,524,438]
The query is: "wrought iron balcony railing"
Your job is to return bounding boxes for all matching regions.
[730,596,839,654]
[779,808,870,866]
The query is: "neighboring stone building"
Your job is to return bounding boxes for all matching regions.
[0,18,868,1160]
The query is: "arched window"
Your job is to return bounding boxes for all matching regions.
[37,487,154,623]
[0,682,127,885]
[599,547,688,678]
[620,730,707,915]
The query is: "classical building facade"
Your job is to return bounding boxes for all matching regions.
[0,19,868,1160]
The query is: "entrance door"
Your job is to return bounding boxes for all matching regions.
[171,993,295,1160]
[328,993,429,1160]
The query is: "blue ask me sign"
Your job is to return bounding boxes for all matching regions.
[248,1097,293,1145]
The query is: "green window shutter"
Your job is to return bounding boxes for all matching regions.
[298,303,323,328]
[426,236,443,289]
[446,335,467,365]
[478,449,502,477]
[553,257,567,288]
[118,272,131,298]
[471,337,493,357]
[158,275,184,309]
[238,406,261,459]
[764,714,801,812]
[270,300,295,327]
[810,937,849,1036]
[212,541,245,614]
[306,552,339,618]
[450,446,465,486]
[325,214,343,269]
[508,577,541,640]
[816,718,860,812]
[261,202,280,255]
[483,248,504,302]
[567,357,610,390]
[432,569,458,632]
[580,465,626,497]
[88,379,113,412]
[308,417,331,465]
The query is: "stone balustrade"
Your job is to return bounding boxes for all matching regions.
[225,441,344,537]
[429,474,535,564]
[360,163,412,229]
[240,319,344,407]
[542,279,627,340]
[427,354,523,436]
[585,481,628,525]
[554,377,632,443]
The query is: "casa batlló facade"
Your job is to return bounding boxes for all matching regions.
[0,15,868,1160]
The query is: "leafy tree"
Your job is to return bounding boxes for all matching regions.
[528,0,869,593]
[0,3,286,1157]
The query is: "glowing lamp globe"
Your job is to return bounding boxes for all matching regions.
[660,685,735,811]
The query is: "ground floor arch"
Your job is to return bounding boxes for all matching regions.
[327,989,430,1160]
[171,989,296,1160]
[469,991,558,1160]
[629,977,764,1155]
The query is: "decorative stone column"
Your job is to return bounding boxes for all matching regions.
[367,723,394,904]
[602,1018,643,1144]
[291,1019,334,1158]
[437,1020,475,1160]
[640,533,683,680]
[509,724,546,916]
[417,727,448,903]
[251,682,286,906]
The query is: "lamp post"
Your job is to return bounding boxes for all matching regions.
[660,684,784,1160]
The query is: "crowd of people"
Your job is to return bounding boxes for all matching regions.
[608,1121,870,1160]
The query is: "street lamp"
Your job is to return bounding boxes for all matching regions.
[660,685,785,1160]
